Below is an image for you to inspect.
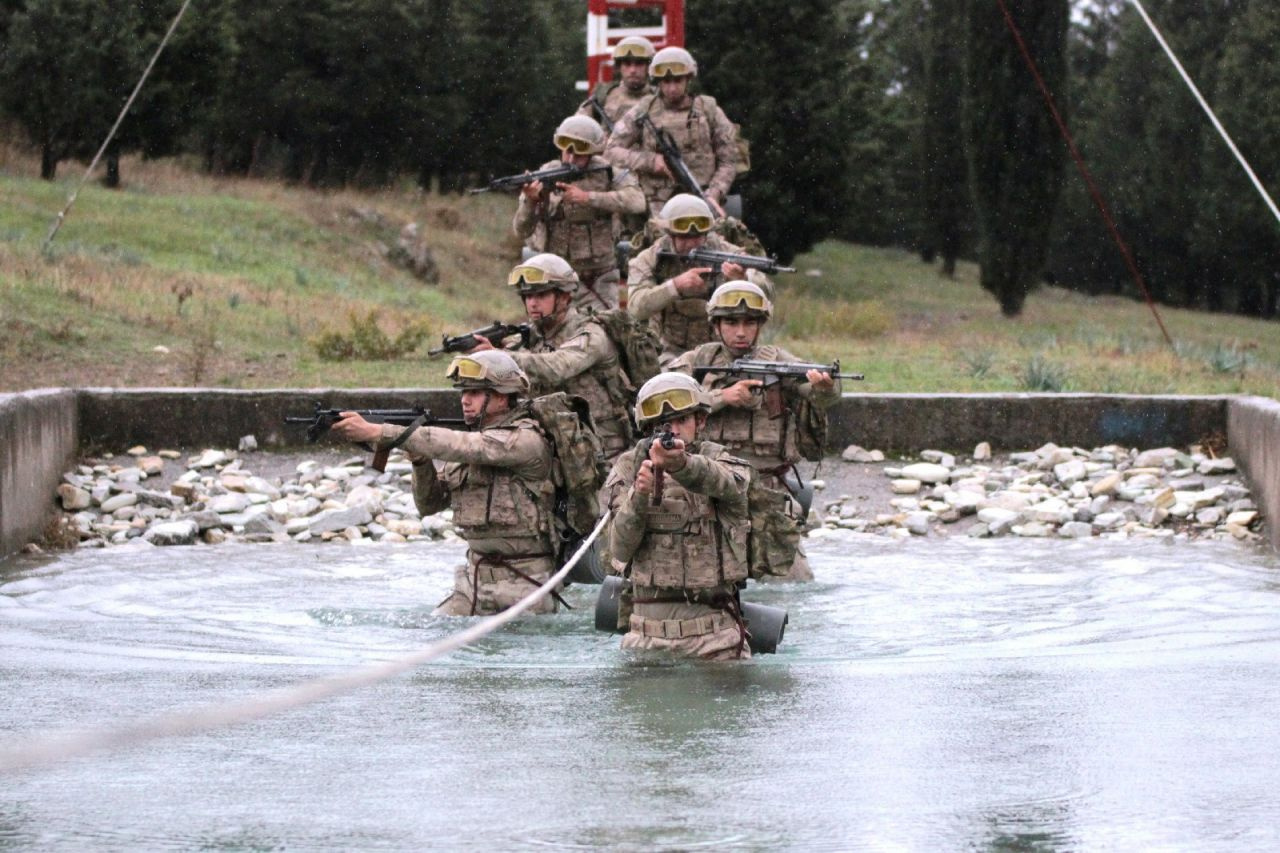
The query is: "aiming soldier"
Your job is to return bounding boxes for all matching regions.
[331,351,563,616]
[513,116,645,311]
[604,372,754,660]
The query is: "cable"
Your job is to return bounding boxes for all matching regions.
[0,511,610,774]
[1128,0,1280,227]
[41,0,195,253]
[994,0,1175,348]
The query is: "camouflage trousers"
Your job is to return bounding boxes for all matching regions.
[622,598,750,661]
[571,267,620,312]
[434,553,560,616]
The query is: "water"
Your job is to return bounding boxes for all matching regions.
[2,534,1279,850]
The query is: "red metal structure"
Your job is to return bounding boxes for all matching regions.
[582,0,684,92]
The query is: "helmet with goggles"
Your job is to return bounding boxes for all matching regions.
[446,350,530,396]
[650,46,697,79]
[507,253,579,295]
[612,36,655,62]
[634,372,709,429]
[659,194,714,236]
[707,281,772,320]
[553,115,605,156]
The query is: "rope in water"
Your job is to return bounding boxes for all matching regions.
[0,511,610,774]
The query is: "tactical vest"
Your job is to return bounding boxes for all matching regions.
[636,94,720,206]
[624,441,750,590]
[602,83,651,127]
[697,344,800,465]
[649,236,717,352]
[535,156,617,272]
[528,314,634,457]
[441,419,556,555]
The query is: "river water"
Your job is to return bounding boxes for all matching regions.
[1,533,1278,851]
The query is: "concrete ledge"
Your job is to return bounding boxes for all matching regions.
[1228,396,1280,551]
[0,389,78,559]
[828,393,1231,453]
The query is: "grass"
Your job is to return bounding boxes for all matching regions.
[2,146,1279,397]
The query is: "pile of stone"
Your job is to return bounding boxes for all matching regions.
[53,443,457,548]
[818,442,1264,543]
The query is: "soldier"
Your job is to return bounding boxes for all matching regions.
[627,193,773,364]
[513,115,646,311]
[605,45,739,217]
[330,350,563,616]
[669,281,841,582]
[469,253,634,461]
[605,372,754,660]
[577,36,656,132]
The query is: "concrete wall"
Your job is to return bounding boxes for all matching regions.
[1228,396,1280,551]
[0,389,78,559]
[827,393,1231,453]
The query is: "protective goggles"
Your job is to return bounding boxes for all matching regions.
[638,387,699,420]
[446,356,488,381]
[668,214,713,235]
[507,265,551,287]
[651,60,693,79]
[554,134,594,155]
[709,288,768,312]
[613,43,652,60]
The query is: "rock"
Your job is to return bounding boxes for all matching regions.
[142,520,199,546]
[1133,447,1178,468]
[1198,457,1236,475]
[239,434,259,452]
[388,222,440,283]
[972,442,992,461]
[1137,505,1168,527]
[100,493,138,513]
[137,456,166,476]
[1058,521,1093,539]
[1195,507,1223,526]
[170,481,199,501]
[1028,498,1073,525]
[943,491,982,515]
[1053,459,1087,486]
[890,479,922,495]
[158,450,182,460]
[1226,510,1257,527]
[243,515,283,535]
[309,506,374,535]
[345,484,384,514]
[899,462,951,484]
[57,484,92,510]
[202,528,228,545]
[904,512,932,536]
[189,449,230,469]
[221,474,250,492]
[978,507,1020,535]
[1013,522,1052,537]
[209,493,251,514]
[244,477,280,500]
[841,445,880,463]
[126,445,148,457]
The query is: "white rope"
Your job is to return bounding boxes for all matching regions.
[41,0,195,252]
[0,511,611,774]
[1127,0,1280,226]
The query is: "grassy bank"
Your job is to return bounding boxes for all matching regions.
[2,150,1278,397]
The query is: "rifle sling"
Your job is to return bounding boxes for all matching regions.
[371,412,430,473]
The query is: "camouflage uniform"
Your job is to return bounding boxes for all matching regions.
[508,307,635,460]
[606,439,753,660]
[605,93,740,216]
[377,411,559,616]
[512,154,645,311]
[577,81,653,133]
[669,342,842,582]
[626,232,774,364]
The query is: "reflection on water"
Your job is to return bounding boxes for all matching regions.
[1,535,1278,850]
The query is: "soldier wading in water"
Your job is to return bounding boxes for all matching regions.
[332,351,564,616]
[605,372,755,660]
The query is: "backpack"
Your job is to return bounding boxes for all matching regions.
[586,308,662,391]
[746,470,803,579]
[525,393,608,581]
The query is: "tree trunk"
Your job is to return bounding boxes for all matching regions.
[103,150,121,188]
[40,143,57,180]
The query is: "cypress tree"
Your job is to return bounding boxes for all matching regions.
[962,0,1068,316]
[921,0,971,276]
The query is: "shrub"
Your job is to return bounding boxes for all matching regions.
[312,310,429,361]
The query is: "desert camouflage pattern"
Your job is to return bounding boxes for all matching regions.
[605,93,739,215]
[379,411,558,615]
[605,439,752,659]
[577,82,653,131]
[508,307,634,459]
[513,155,644,311]
[626,232,774,362]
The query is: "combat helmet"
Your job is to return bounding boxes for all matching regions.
[650,46,697,79]
[659,194,714,235]
[554,115,606,156]
[707,281,772,321]
[508,253,580,295]
[634,371,709,429]
[446,350,530,396]
[612,36,655,62]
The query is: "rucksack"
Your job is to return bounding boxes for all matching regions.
[525,392,608,582]
[586,308,662,391]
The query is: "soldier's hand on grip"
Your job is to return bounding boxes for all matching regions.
[721,379,764,408]
[673,267,714,295]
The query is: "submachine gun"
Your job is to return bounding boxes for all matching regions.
[691,360,864,419]
[283,403,466,472]
[428,321,531,356]
[469,163,612,195]
[639,425,677,507]
[656,247,795,276]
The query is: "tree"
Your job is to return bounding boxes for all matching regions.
[962,0,1069,316]
[920,0,972,276]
